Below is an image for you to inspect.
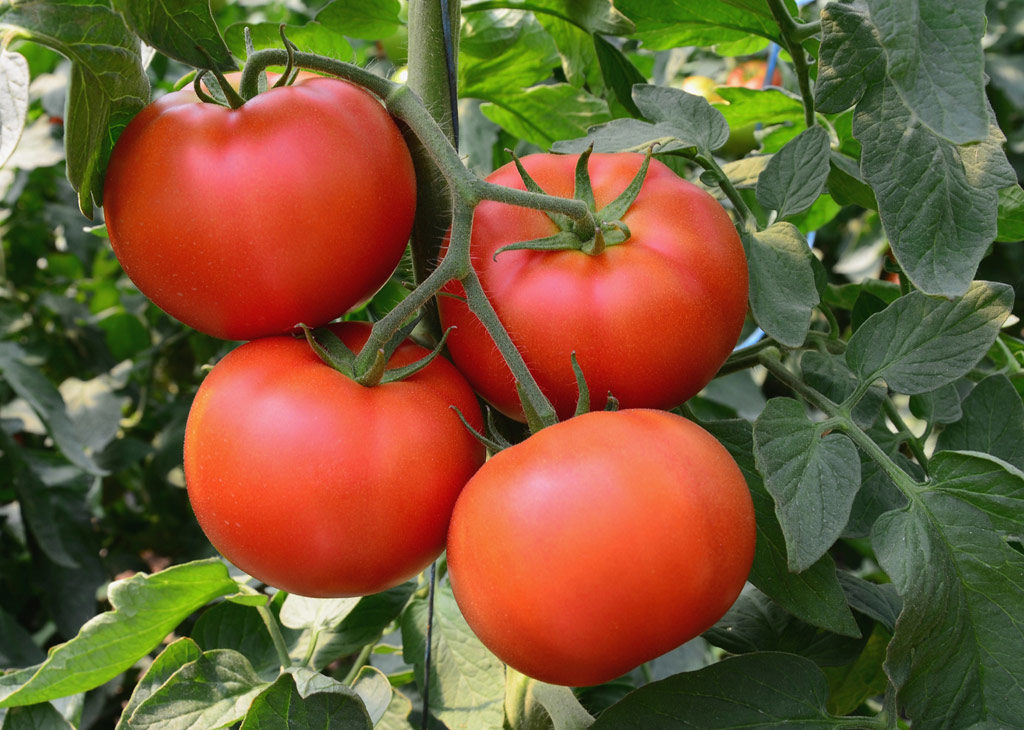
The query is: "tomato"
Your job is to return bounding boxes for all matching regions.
[446,409,756,686]
[438,153,748,421]
[675,74,725,103]
[183,322,485,597]
[103,75,415,341]
[726,59,782,89]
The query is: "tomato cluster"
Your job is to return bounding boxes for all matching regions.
[103,71,756,685]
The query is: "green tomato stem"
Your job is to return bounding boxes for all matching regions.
[689,152,758,230]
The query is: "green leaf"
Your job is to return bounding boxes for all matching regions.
[755,126,831,220]
[479,84,611,149]
[927,450,1024,534]
[0,702,74,729]
[704,587,866,666]
[592,34,644,117]
[0,344,105,475]
[191,602,281,680]
[800,351,885,429]
[996,184,1024,243]
[873,494,1024,727]
[111,0,235,70]
[297,582,415,671]
[315,0,402,40]
[461,12,559,95]
[0,1,149,216]
[550,118,689,154]
[0,559,238,708]
[753,398,862,573]
[827,152,877,210]
[703,419,860,638]
[509,0,634,35]
[591,652,844,728]
[741,223,819,348]
[908,383,963,425]
[816,1,1016,295]
[935,375,1024,469]
[278,595,360,632]
[504,668,595,730]
[0,48,29,168]
[121,649,267,729]
[239,672,372,730]
[631,83,730,151]
[115,638,204,730]
[347,666,393,726]
[614,0,782,50]
[400,582,505,730]
[821,623,891,716]
[845,281,1013,395]
[224,21,353,62]
[713,86,804,131]
[816,0,988,144]
[837,572,902,632]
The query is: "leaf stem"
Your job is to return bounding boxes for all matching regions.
[256,603,293,669]
[882,397,930,471]
[767,0,816,128]
[757,350,925,496]
[690,152,757,229]
[341,642,375,685]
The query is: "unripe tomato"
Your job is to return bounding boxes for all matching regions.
[726,59,782,89]
[438,153,748,421]
[104,75,415,341]
[676,74,725,103]
[184,322,485,597]
[446,409,756,686]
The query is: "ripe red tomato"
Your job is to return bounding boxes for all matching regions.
[103,75,415,341]
[184,322,485,597]
[446,409,756,686]
[726,59,783,89]
[438,153,748,421]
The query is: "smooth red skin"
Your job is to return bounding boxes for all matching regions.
[103,76,415,341]
[184,322,485,598]
[438,153,749,422]
[726,60,783,89]
[446,409,756,686]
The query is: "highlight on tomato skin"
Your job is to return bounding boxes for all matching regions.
[445,408,757,687]
[182,321,486,598]
[102,74,417,342]
[437,152,749,423]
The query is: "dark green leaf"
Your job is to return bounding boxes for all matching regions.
[935,375,1024,469]
[1,701,74,729]
[908,383,963,425]
[873,494,1024,727]
[821,623,891,716]
[753,398,861,573]
[741,223,819,348]
[592,652,843,729]
[191,602,281,680]
[755,126,831,220]
[800,351,885,429]
[239,672,372,730]
[837,573,901,632]
[0,1,149,216]
[551,118,689,154]
[112,0,235,70]
[614,0,782,49]
[845,281,1013,395]
[703,419,860,637]
[827,152,877,210]
[0,560,238,708]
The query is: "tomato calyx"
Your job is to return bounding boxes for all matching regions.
[193,26,301,110]
[491,146,652,260]
[300,322,452,388]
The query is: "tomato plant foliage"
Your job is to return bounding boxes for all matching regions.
[0,1,1022,729]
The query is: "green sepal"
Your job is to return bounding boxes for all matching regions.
[573,145,597,212]
[509,149,572,231]
[596,146,654,222]
[492,231,586,260]
[301,325,358,378]
[571,352,591,418]
[516,381,552,434]
[453,406,509,454]
[376,327,454,385]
